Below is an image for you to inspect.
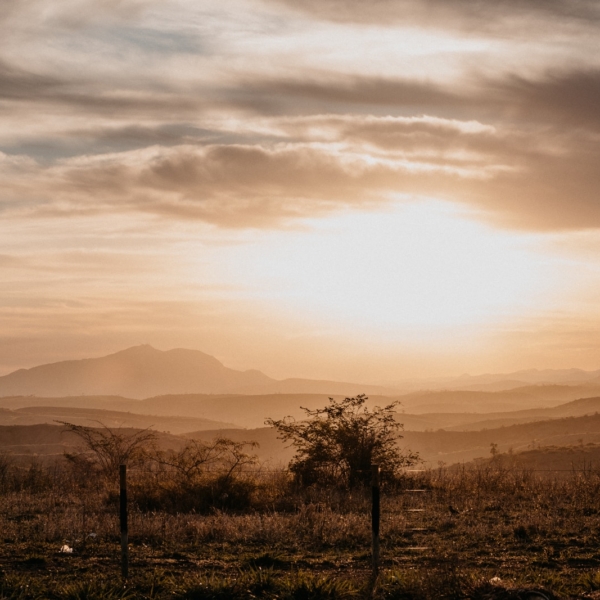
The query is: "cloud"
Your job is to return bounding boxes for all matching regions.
[0,61,205,116]
[263,0,600,32]
[237,67,600,131]
[491,69,600,132]
[469,136,600,230]
[236,75,464,116]
[0,134,492,226]
[0,107,593,230]
[260,114,497,152]
[39,144,424,225]
[0,0,155,27]
[0,254,27,269]
[0,115,568,228]
[4,60,599,141]
[0,60,64,102]
[1,24,598,233]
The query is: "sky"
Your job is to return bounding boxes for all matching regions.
[1,0,600,383]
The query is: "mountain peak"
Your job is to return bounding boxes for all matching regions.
[0,345,259,398]
[0,346,393,399]
[113,344,158,356]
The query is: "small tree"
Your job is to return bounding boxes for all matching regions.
[266,394,418,488]
[59,421,157,480]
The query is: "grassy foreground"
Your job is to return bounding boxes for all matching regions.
[1,461,600,598]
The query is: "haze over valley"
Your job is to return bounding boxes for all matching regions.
[3,345,600,470]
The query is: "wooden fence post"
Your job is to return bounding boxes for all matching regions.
[371,463,380,576]
[120,464,128,579]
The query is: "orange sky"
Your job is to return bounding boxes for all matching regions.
[1,0,600,382]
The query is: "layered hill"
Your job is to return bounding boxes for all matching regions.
[0,406,239,434]
[396,395,600,431]
[399,414,600,465]
[3,387,600,430]
[396,384,600,414]
[188,412,600,467]
[4,411,600,469]
[0,393,403,430]
[460,442,600,475]
[0,423,185,462]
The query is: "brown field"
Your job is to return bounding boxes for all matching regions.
[1,454,600,599]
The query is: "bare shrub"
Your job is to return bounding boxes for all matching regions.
[58,421,157,482]
[134,438,260,513]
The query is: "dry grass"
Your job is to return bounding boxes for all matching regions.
[1,460,600,598]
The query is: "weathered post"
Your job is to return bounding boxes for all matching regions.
[371,463,380,576]
[120,464,128,579]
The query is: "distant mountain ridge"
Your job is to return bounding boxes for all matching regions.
[392,367,600,393]
[0,345,393,398]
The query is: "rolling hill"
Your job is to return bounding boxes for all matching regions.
[3,387,600,431]
[396,395,600,432]
[189,412,600,467]
[400,413,600,466]
[0,393,358,428]
[0,406,239,434]
[0,423,186,462]
[460,442,600,475]
[4,410,600,469]
[396,384,600,414]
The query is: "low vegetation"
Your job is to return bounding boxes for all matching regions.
[266,395,419,488]
[1,447,600,598]
[1,397,600,599]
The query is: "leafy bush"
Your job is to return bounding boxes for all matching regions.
[266,395,419,488]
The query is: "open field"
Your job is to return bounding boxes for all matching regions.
[1,457,600,599]
[3,393,600,597]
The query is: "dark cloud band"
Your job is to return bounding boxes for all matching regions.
[264,0,600,30]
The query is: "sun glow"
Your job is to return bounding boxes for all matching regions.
[213,202,557,334]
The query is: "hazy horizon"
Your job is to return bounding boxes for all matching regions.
[2,1,600,382]
[2,343,600,391]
